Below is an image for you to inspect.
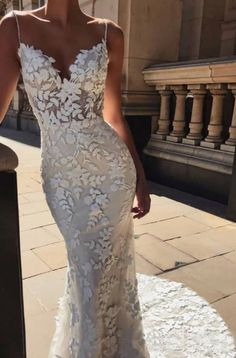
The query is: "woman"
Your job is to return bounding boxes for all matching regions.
[0,1,151,356]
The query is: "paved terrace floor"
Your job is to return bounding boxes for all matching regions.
[1,126,236,357]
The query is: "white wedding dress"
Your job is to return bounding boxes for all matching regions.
[13,10,236,358]
[13,10,150,358]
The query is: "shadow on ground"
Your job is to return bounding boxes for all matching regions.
[148,180,228,219]
[0,126,40,147]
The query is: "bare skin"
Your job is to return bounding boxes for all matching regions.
[0,0,151,219]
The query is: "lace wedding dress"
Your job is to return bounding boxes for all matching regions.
[13,11,150,358]
[13,10,236,358]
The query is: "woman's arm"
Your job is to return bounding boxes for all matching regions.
[103,20,151,219]
[0,12,21,124]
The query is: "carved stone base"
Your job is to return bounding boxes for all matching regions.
[143,136,234,203]
[220,144,236,153]
[200,140,221,149]
[147,134,234,174]
[155,133,167,140]
[182,138,201,146]
[166,135,183,143]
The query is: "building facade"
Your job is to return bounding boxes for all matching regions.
[1,0,236,203]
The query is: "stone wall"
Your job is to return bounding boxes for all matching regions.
[220,0,236,56]
[179,0,226,60]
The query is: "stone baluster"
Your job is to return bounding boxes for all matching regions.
[155,85,172,140]
[151,115,159,133]
[183,85,207,146]
[221,84,236,152]
[167,85,187,143]
[201,84,228,149]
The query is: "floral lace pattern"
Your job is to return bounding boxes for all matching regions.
[17,22,150,358]
[137,273,236,358]
[15,13,236,357]
[18,39,109,129]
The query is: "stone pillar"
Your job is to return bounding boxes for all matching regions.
[201,84,228,149]
[155,85,172,140]
[183,84,207,145]
[167,85,187,143]
[151,115,159,134]
[221,83,236,152]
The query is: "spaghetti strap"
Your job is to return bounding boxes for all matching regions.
[12,10,21,46]
[104,19,108,43]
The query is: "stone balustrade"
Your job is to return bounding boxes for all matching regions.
[142,56,236,153]
[141,57,236,203]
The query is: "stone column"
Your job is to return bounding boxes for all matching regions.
[221,83,236,152]
[155,85,172,140]
[167,85,187,143]
[151,115,159,134]
[183,84,207,146]
[201,84,228,149]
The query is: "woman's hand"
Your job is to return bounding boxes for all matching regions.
[131,176,151,219]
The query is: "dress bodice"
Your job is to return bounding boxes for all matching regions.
[14,11,109,131]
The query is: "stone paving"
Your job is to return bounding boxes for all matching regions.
[1,126,236,357]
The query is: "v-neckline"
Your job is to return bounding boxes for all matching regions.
[18,37,108,84]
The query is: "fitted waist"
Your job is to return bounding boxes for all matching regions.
[39,113,107,132]
[40,116,115,157]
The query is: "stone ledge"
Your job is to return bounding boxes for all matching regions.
[142,56,236,85]
[144,135,234,175]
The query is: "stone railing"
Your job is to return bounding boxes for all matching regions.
[142,57,236,177]
[142,56,236,153]
[142,56,236,206]
[0,143,26,357]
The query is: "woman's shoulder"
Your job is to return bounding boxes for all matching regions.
[105,19,124,47]
[89,15,122,32]
[0,10,21,41]
[87,16,124,47]
[95,17,124,42]
[0,8,37,31]
[0,9,34,36]
[3,8,36,20]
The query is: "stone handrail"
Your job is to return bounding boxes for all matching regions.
[0,143,18,171]
[142,56,236,151]
[142,56,236,85]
